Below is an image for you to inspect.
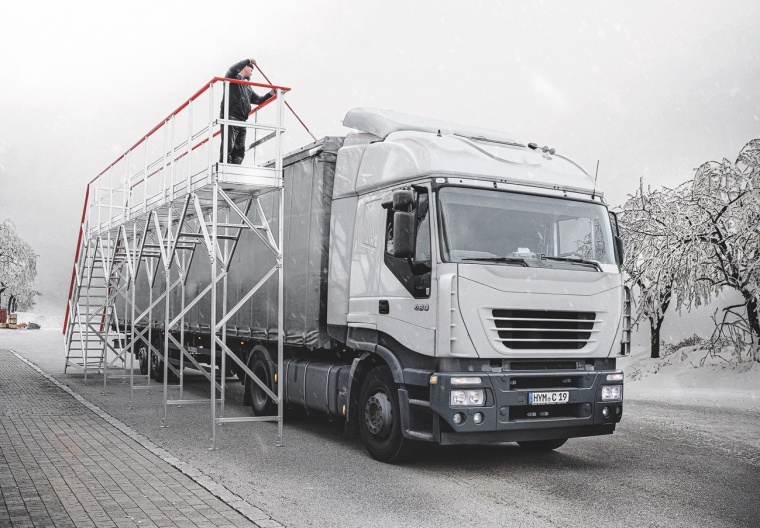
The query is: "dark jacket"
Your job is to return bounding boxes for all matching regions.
[220,59,273,121]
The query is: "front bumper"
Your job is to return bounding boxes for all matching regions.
[415,369,623,445]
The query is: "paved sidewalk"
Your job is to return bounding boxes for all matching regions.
[0,350,278,528]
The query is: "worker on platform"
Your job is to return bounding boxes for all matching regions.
[219,58,275,164]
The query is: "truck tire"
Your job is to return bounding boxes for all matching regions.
[150,351,178,383]
[138,346,148,375]
[517,438,567,451]
[246,356,275,416]
[358,366,417,463]
[150,351,162,381]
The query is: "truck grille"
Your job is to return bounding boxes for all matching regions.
[490,309,598,350]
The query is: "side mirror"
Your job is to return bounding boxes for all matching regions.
[614,236,624,266]
[393,211,416,258]
[393,190,414,211]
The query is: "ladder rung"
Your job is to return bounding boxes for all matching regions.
[167,398,211,406]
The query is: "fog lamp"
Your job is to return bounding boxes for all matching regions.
[452,413,465,425]
[602,406,610,418]
[473,412,484,425]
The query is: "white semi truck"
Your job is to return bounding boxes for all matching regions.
[131,107,629,462]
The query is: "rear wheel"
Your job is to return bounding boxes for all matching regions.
[138,346,148,375]
[517,438,567,451]
[246,355,275,416]
[150,349,178,383]
[150,350,162,381]
[358,366,417,463]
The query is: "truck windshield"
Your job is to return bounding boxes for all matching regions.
[437,187,616,269]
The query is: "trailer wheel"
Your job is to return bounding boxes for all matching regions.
[150,351,162,381]
[517,438,567,451]
[150,351,178,383]
[138,346,148,375]
[246,356,275,416]
[358,366,417,463]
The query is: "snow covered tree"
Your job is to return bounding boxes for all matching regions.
[623,139,760,362]
[680,140,760,361]
[622,183,711,358]
[0,219,38,312]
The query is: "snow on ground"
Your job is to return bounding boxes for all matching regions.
[620,342,760,411]
[619,291,760,411]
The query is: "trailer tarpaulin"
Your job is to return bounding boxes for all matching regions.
[131,137,344,350]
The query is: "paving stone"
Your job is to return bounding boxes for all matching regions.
[1,350,268,527]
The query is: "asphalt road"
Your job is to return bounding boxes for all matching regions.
[4,330,760,528]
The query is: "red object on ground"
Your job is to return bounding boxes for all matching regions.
[0,309,7,324]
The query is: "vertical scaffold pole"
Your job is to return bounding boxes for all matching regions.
[164,207,174,427]
[130,276,136,405]
[210,182,219,450]
[276,89,285,447]
[162,252,171,427]
[129,222,137,406]
[180,266,186,401]
[220,233,228,419]
[147,280,153,393]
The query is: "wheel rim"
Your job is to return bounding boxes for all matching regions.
[364,390,393,436]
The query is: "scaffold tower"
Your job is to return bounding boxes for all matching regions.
[64,75,290,448]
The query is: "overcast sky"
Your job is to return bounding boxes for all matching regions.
[1,0,758,316]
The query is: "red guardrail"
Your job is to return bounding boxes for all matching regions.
[63,184,91,333]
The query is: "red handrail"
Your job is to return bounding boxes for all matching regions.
[63,184,91,333]
[89,77,290,185]
[129,87,281,191]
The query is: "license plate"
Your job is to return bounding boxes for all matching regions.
[528,391,569,405]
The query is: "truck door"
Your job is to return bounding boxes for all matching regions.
[377,186,436,355]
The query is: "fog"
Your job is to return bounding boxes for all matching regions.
[1,0,758,316]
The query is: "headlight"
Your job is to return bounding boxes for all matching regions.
[601,385,623,401]
[450,389,486,407]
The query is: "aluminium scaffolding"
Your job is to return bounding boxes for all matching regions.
[64,75,290,448]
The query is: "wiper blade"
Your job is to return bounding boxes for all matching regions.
[541,255,602,271]
[454,133,525,148]
[462,257,528,266]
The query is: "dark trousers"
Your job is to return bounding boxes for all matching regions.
[219,120,246,164]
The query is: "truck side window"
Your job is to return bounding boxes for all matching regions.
[384,190,432,298]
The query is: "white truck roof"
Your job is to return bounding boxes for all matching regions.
[336,107,600,199]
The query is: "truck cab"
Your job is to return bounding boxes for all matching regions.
[325,108,629,460]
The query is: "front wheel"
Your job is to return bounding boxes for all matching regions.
[517,438,567,451]
[358,366,417,463]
